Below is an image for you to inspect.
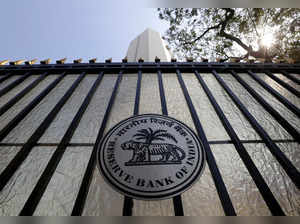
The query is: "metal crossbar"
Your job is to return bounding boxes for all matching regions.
[0,62,299,216]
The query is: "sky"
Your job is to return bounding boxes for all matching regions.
[0,0,169,63]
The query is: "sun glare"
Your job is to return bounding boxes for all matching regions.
[261,33,275,48]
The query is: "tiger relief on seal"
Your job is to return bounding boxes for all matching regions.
[121,128,186,166]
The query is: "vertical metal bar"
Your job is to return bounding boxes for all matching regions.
[19,72,104,215]
[0,72,86,192]
[0,73,12,84]
[71,71,123,216]
[123,70,142,216]
[175,68,236,216]
[229,70,300,143]
[247,70,300,118]
[212,70,300,189]
[122,197,134,216]
[281,70,300,85]
[194,70,285,215]
[157,70,168,115]
[133,70,142,116]
[0,72,31,97]
[157,69,184,216]
[0,72,48,117]
[264,71,300,97]
[0,72,67,142]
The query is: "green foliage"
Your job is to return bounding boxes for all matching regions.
[158,8,300,61]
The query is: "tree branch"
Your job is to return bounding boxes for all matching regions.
[181,8,272,60]
[219,8,251,52]
[218,8,271,60]
[247,8,260,37]
[183,24,221,45]
[184,9,253,54]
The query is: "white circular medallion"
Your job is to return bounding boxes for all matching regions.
[97,114,205,200]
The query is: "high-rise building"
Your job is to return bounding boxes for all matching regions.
[0,29,299,216]
[126,28,171,62]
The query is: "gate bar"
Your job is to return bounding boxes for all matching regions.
[281,70,300,85]
[247,70,300,118]
[194,70,285,215]
[72,71,123,215]
[175,68,236,216]
[0,72,48,117]
[157,70,168,115]
[19,72,104,215]
[157,69,184,216]
[0,73,12,84]
[0,72,31,98]
[212,70,300,189]
[0,139,297,147]
[134,70,142,115]
[264,71,300,97]
[0,72,67,142]
[122,70,142,216]
[230,70,300,143]
[0,62,299,75]
[0,72,86,192]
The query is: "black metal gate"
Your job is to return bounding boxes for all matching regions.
[0,61,299,216]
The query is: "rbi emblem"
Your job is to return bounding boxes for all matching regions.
[97,114,205,200]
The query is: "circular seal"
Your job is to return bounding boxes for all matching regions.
[97,114,205,200]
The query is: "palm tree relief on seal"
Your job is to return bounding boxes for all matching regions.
[121,128,186,166]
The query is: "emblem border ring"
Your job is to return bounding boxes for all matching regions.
[97,114,206,200]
